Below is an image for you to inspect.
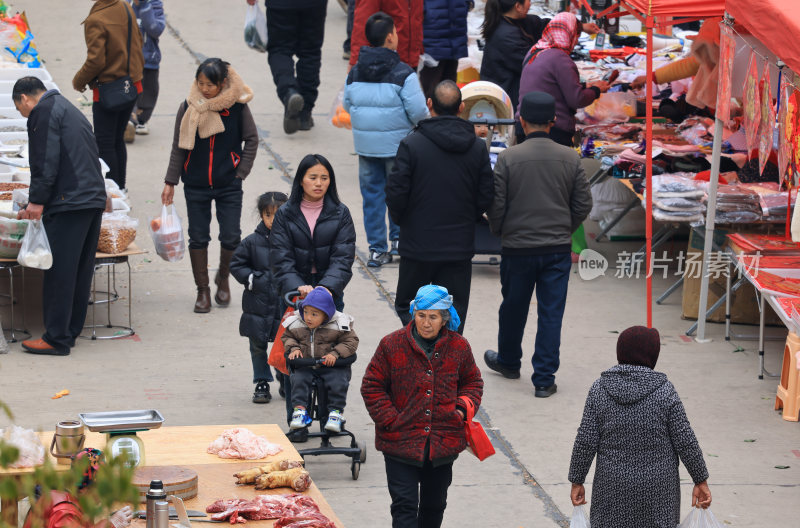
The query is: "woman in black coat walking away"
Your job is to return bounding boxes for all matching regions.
[568,326,712,528]
[230,192,289,404]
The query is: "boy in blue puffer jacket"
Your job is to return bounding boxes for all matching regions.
[344,12,428,268]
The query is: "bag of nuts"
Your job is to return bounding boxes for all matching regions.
[97,212,138,254]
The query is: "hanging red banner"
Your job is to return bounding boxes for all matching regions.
[793,91,800,175]
[716,24,735,123]
[758,68,776,176]
[778,77,795,183]
[743,52,761,156]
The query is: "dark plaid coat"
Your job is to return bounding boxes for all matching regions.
[361,323,483,462]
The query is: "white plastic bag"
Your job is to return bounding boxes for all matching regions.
[569,505,590,528]
[17,219,52,270]
[678,507,724,528]
[1,425,45,468]
[149,205,185,262]
[243,3,267,52]
[329,84,351,129]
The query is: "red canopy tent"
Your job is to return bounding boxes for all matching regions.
[579,0,725,327]
[726,0,800,75]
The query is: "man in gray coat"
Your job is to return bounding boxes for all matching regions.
[483,91,592,397]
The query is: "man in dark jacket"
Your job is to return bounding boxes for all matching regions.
[14,77,107,356]
[484,92,592,397]
[246,0,326,134]
[386,80,494,333]
[419,0,473,98]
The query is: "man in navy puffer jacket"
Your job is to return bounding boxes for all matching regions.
[419,0,473,98]
[344,12,428,268]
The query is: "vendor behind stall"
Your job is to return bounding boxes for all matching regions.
[480,1,598,113]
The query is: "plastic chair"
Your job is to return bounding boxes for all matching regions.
[775,331,800,421]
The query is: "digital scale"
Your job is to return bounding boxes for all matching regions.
[78,409,165,468]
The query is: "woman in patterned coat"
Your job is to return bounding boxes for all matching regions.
[568,326,712,527]
[361,284,483,528]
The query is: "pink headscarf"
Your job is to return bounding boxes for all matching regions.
[530,12,580,60]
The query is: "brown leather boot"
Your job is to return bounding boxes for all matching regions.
[189,248,211,313]
[214,247,235,306]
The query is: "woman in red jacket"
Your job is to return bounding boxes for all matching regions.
[361,284,483,528]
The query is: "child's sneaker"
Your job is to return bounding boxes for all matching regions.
[252,381,271,404]
[290,407,311,430]
[324,409,345,433]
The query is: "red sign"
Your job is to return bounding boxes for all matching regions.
[743,52,761,156]
[759,68,776,176]
[716,24,735,123]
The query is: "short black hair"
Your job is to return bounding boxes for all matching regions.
[12,76,46,103]
[290,154,340,205]
[257,191,288,216]
[195,58,229,86]
[365,12,394,47]
[431,80,462,116]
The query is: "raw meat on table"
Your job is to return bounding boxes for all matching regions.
[207,428,283,459]
[206,494,334,525]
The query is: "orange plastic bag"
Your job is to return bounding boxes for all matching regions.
[268,303,295,375]
[458,396,495,461]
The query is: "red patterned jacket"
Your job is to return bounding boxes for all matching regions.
[361,323,483,462]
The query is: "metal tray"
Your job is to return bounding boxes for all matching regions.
[79,409,164,432]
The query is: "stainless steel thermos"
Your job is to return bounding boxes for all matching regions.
[154,501,170,528]
[145,480,167,528]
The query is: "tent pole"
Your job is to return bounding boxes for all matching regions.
[646,22,654,328]
[696,118,724,342]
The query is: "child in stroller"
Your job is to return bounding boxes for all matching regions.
[282,287,359,433]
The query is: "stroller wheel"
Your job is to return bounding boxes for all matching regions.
[351,460,361,480]
[358,441,367,463]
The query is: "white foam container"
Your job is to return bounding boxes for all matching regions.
[0,107,23,119]
[0,68,52,82]
[0,80,57,95]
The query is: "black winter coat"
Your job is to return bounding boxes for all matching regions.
[422,0,471,61]
[480,15,549,112]
[27,90,106,215]
[387,116,494,261]
[230,222,283,344]
[270,196,356,301]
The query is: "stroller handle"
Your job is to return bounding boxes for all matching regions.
[286,354,358,369]
[284,290,301,308]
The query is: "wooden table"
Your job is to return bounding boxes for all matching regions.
[0,424,343,527]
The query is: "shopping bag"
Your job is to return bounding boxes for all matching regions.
[457,396,495,461]
[243,3,267,52]
[149,205,185,262]
[329,84,351,129]
[678,507,724,528]
[17,219,52,270]
[268,304,296,376]
[569,505,590,528]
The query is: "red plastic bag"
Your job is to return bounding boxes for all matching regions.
[458,396,495,461]
[268,306,295,376]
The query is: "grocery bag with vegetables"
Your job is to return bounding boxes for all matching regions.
[149,204,185,262]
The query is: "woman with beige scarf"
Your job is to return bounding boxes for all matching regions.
[162,58,259,313]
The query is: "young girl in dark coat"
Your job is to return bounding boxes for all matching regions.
[230,192,288,403]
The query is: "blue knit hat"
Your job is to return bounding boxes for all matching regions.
[299,287,336,322]
[409,284,461,331]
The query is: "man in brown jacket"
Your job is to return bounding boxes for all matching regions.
[73,0,144,190]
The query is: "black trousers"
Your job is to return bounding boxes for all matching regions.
[183,180,243,251]
[384,456,453,528]
[266,5,327,111]
[92,100,136,189]
[135,68,160,125]
[394,257,471,334]
[290,365,351,412]
[343,0,355,52]
[419,59,459,99]
[42,208,103,353]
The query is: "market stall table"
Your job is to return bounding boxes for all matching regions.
[0,424,343,527]
[0,256,28,342]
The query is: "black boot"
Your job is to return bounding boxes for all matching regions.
[283,90,304,135]
[214,248,235,306]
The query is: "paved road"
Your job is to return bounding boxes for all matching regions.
[1,1,798,526]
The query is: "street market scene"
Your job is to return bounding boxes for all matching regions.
[0,0,799,527]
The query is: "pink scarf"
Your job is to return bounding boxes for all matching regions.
[527,12,579,64]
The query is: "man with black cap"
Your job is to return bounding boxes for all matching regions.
[483,91,592,397]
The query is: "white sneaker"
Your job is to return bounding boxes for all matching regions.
[135,123,149,135]
[324,409,344,433]
[290,407,311,430]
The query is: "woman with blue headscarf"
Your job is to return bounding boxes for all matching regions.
[362,284,483,528]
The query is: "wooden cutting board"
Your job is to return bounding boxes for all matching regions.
[132,466,198,503]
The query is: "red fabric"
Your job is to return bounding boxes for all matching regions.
[24,492,86,528]
[727,0,800,75]
[361,323,483,462]
[622,0,724,18]
[349,0,423,69]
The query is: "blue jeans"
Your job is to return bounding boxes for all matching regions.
[249,338,275,383]
[183,179,243,250]
[496,252,571,388]
[358,155,399,253]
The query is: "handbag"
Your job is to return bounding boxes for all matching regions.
[97,1,138,111]
[457,396,495,461]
